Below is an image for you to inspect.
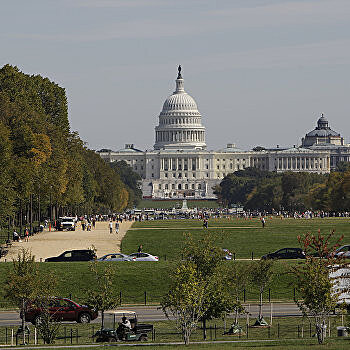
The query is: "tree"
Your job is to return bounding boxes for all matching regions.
[228,262,252,326]
[110,160,142,207]
[161,262,206,345]
[85,261,120,329]
[4,249,57,344]
[291,230,344,344]
[183,232,235,339]
[250,259,274,325]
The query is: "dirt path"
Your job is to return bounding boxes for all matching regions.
[1,220,133,262]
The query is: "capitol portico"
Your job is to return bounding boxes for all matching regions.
[98,67,349,199]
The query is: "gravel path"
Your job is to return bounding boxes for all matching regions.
[1,221,133,262]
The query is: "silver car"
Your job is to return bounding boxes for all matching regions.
[128,252,159,261]
[334,245,350,259]
[98,253,132,262]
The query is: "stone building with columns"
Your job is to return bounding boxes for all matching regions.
[98,67,334,199]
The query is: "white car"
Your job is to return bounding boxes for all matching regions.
[128,252,159,261]
[334,245,350,259]
[97,253,132,262]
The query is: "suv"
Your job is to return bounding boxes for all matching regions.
[261,248,305,260]
[55,217,76,231]
[23,297,98,325]
[45,249,96,262]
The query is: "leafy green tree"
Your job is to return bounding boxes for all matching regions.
[0,120,15,226]
[228,262,252,326]
[161,261,206,345]
[111,160,142,207]
[251,259,274,325]
[183,232,236,339]
[86,261,120,328]
[245,178,283,211]
[291,231,343,344]
[4,250,57,344]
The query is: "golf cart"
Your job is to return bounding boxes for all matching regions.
[93,310,153,342]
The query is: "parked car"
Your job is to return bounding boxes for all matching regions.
[334,245,350,259]
[128,252,159,261]
[45,249,96,262]
[98,253,133,262]
[22,297,98,325]
[261,248,305,260]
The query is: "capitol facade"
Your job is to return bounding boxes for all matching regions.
[98,67,350,199]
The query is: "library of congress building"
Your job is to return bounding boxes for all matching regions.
[98,67,350,199]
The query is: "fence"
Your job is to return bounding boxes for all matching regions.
[0,287,300,310]
[0,316,344,346]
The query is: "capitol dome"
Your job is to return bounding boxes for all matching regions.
[154,66,206,150]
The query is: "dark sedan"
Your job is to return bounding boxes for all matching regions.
[261,248,305,260]
[45,249,96,262]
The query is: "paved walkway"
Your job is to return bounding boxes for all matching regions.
[1,221,133,262]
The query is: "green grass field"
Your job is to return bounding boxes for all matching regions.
[0,217,349,308]
[123,217,350,260]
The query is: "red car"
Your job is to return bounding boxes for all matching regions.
[22,297,98,325]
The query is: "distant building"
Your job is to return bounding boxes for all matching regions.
[98,67,333,199]
[302,114,350,169]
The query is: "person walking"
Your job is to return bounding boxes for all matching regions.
[109,220,113,234]
[115,222,120,234]
[261,217,265,228]
[24,227,29,242]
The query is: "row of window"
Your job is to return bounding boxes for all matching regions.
[158,183,203,190]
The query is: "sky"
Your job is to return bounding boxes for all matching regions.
[1,0,350,151]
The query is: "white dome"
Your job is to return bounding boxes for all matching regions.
[162,92,198,112]
[154,66,206,151]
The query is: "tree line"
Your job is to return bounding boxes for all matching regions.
[214,164,350,212]
[0,65,140,235]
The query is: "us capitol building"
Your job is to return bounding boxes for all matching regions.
[98,67,350,199]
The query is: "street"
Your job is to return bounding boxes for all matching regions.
[0,303,302,327]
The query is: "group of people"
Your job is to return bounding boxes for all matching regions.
[109,221,120,234]
[13,227,30,242]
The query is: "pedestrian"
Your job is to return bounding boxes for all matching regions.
[24,227,29,242]
[81,220,86,231]
[109,220,113,234]
[261,217,265,228]
[138,244,143,253]
[115,222,120,234]
[13,231,20,242]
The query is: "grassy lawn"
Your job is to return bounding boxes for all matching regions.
[137,199,219,209]
[1,217,349,307]
[124,217,350,260]
[1,316,350,348]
